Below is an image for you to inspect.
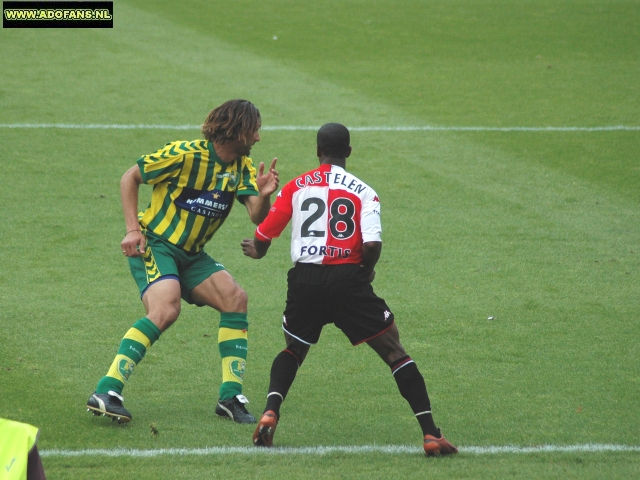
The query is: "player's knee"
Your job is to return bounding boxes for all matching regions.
[285,340,309,365]
[383,349,409,366]
[165,303,181,322]
[368,334,408,366]
[148,303,181,331]
[230,285,248,311]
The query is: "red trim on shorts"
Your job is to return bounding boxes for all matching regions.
[353,321,395,346]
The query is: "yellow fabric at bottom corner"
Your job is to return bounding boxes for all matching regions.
[0,418,39,480]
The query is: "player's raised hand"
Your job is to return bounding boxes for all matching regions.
[256,157,279,197]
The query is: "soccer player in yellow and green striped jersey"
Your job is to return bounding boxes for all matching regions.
[87,99,280,424]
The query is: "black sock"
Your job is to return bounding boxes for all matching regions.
[391,357,439,437]
[264,350,300,419]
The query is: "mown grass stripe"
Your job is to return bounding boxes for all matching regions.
[40,444,640,457]
[1,124,639,131]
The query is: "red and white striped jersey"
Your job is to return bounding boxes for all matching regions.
[255,164,382,265]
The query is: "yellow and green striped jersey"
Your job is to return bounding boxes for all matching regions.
[137,140,259,253]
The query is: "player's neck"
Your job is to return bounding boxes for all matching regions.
[213,141,242,163]
[319,157,346,169]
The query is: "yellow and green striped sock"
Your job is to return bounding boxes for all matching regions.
[218,312,248,400]
[96,317,161,395]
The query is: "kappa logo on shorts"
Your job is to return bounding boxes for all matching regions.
[384,310,392,321]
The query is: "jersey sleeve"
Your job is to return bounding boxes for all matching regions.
[255,182,295,242]
[136,141,185,185]
[236,156,259,198]
[360,188,382,242]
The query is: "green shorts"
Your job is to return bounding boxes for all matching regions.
[128,230,226,305]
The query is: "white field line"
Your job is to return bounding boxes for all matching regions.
[1,123,639,132]
[40,444,640,457]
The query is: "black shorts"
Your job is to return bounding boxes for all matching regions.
[282,263,395,346]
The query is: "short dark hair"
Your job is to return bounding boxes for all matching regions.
[317,123,350,158]
[201,99,261,144]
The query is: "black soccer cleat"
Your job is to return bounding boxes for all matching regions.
[215,394,256,424]
[87,391,132,424]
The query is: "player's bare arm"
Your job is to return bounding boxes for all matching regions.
[120,166,146,256]
[243,158,279,224]
[241,237,271,259]
[361,241,382,282]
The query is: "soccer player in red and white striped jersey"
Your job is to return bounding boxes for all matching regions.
[255,154,382,267]
[241,123,457,455]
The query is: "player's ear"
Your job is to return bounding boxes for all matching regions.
[317,145,322,159]
[345,146,352,158]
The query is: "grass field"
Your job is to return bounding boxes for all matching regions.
[1,1,639,478]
